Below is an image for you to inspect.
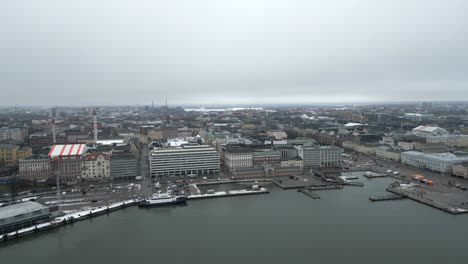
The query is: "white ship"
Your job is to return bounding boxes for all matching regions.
[138,191,187,207]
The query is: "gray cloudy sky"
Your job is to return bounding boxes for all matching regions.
[1,0,467,106]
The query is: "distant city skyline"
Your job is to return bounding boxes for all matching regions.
[1,0,468,105]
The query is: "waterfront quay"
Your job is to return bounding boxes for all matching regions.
[0,177,272,243]
[3,156,468,244]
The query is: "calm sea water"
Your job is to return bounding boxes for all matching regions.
[1,172,467,264]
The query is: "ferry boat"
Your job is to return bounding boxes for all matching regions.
[138,191,187,207]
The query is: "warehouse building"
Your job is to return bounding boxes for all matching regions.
[0,202,50,234]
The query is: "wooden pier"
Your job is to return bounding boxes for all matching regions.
[306,185,343,191]
[298,189,320,199]
[187,188,270,200]
[342,181,364,187]
[369,194,405,202]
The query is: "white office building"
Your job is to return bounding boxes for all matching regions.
[295,145,343,168]
[150,145,219,177]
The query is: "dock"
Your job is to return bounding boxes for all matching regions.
[187,188,269,200]
[369,194,406,202]
[306,185,343,191]
[195,179,273,186]
[271,179,311,190]
[387,187,468,215]
[298,189,320,199]
[1,199,140,242]
[342,181,364,187]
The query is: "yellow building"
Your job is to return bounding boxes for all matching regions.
[0,141,32,167]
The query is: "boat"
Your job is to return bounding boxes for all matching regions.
[138,191,187,207]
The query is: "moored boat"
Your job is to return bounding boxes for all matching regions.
[138,191,187,207]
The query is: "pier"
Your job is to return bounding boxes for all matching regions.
[1,199,140,242]
[369,194,406,202]
[187,188,269,200]
[298,189,320,199]
[342,181,364,187]
[306,185,343,191]
[387,187,468,215]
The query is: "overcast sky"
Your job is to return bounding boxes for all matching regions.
[1,0,467,106]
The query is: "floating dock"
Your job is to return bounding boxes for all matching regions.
[306,185,343,191]
[187,188,269,200]
[369,194,406,202]
[298,189,320,199]
[342,181,364,187]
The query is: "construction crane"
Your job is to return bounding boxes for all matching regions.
[49,118,57,144]
[82,107,99,144]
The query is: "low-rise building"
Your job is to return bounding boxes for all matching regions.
[453,162,468,179]
[0,202,50,234]
[342,141,378,155]
[19,154,52,181]
[0,140,32,167]
[376,146,402,162]
[28,133,66,152]
[224,145,253,172]
[48,144,88,181]
[426,135,468,147]
[81,152,110,180]
[267,130,287,139]
[0,127,24,142]
[401,151,468,173]
[252,150,281,167]
[233,165,303,178]
[280,157,303,168]
[412,126,448,137]
[416,143,449,153]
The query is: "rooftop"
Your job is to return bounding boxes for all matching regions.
[0,201,48,220]
[48,144,88,158]
[23,154,49,160]
[403,151,468,161]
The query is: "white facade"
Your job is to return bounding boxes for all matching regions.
[295,145,342,168]
[225,149,253,172]
[342,141,377,155]
[401,151,468,173]
[280,159,303,168]
[426,135,468,147]
[267,131,288,139]
[81,153,110,179]
[150,145,219,177]
[376,146,402,162]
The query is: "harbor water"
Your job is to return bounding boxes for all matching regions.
[1,171,467,264]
